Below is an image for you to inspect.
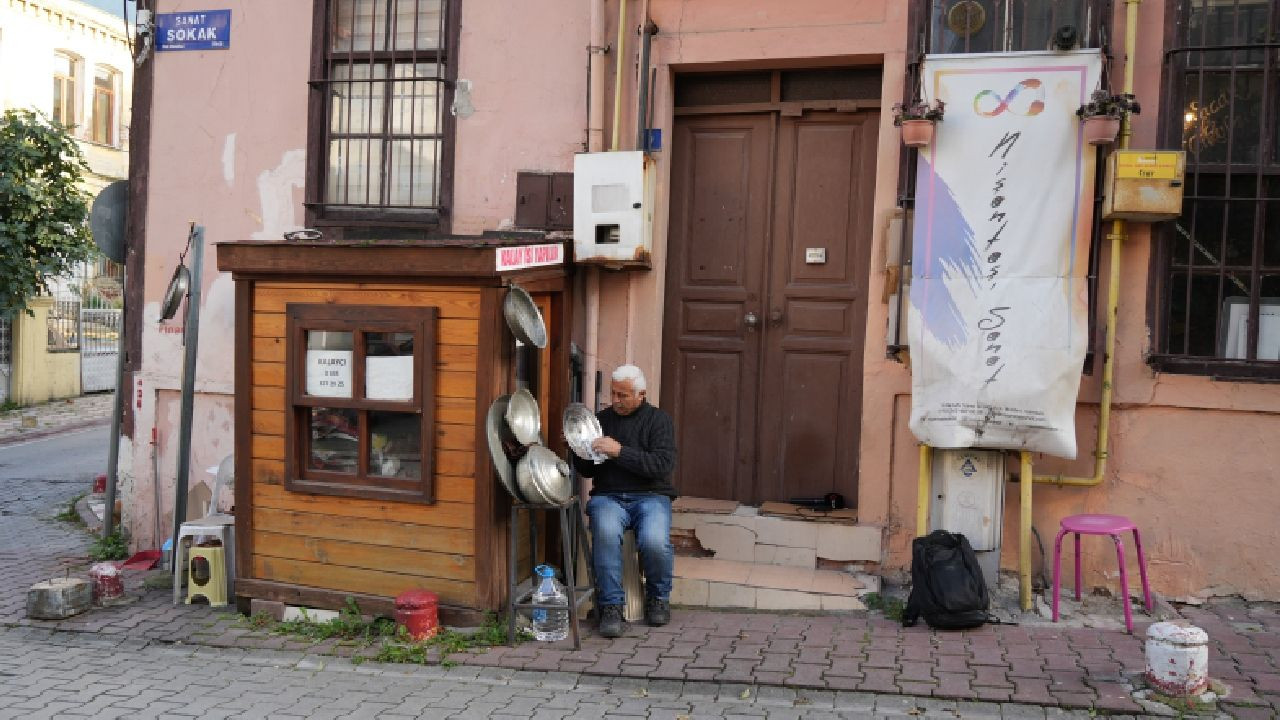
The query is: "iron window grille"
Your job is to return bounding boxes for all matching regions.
[305,0,458,234]
[1152,0,1280,379]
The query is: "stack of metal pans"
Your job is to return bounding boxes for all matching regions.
[485,282,576,506]
[485,388,574,506]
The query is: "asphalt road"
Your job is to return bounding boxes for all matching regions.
[0,425,108,483]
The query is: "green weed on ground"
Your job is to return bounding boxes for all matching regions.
[55,493,86,524]
[88,531,129,561]
[372,612,527,667]
[253,598,527,668]
[863,592,906,622]
[272,598,398,643]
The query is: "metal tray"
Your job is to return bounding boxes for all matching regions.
[485,395,521,501]
[563,402,606,463]
[503,284,547,348]
[505,388,543,446]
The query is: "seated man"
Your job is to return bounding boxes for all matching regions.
[572,364,677,638]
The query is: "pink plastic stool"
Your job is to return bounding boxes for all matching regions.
[1052,514,1152,633]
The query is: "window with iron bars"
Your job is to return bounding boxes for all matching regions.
[890,0,1113,363]
[1152,0,1280,378]
[305,0,457,236]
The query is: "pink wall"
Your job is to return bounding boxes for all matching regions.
[881,0,1280,600]
[126,0,589,548]
[125,0,311,550]
[127,0,1280,600]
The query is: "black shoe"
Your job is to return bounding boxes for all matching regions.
[597,604,626,638]
[645,597,670,626]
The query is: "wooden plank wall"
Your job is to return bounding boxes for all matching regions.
[249,282,480,607]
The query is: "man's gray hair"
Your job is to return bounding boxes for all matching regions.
[611,364,647,391]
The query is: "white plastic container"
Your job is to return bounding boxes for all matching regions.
[530,564,569,642]
[1145,621,1209,697]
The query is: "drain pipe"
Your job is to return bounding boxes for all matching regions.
[583,0,609,409]
[1016,0,1141,610]
[916,444,931,537]
[610,0,628,152]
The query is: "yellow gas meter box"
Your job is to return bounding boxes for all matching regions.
[1101,150,1186,222]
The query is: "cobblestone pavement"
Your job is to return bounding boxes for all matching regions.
[3,429,1277,717]
[0,393,113,445]
[0,626,1114,719]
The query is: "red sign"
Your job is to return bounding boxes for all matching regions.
[495,243,563,272]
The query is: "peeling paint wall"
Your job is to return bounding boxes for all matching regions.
[123,0,309,550]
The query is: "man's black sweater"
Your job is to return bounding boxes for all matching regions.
[572,400,677,498]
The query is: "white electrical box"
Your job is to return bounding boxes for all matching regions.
[930,448,1006,590]
[573,151,654,269]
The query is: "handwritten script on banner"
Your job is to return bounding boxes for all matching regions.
[908,51,1102,458]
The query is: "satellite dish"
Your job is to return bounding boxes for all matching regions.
[90,180,128,264]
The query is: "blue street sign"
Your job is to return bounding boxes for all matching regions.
[156,10,231,51]
[646,128,662,152]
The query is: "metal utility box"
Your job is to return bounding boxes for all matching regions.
[930,448,1006,591]
[1101,150,1186,222]
[573,151,654,269]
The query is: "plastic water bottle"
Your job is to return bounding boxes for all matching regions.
[530,564,569,642]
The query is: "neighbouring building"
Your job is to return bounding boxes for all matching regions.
[120,0,1280,621]
[0,0,131,404]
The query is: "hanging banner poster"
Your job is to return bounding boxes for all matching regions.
[908,51,1102,458]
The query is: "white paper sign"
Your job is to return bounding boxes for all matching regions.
[366,355,415,401]
[908,51,1102,459]
[306,350,353,397]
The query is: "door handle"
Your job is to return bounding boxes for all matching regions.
[768,309,784,326]
[743,311,759,330]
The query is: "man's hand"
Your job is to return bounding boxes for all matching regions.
[592,436,622,458]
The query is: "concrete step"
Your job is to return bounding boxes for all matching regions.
[671,556,880,612]
[671,497,882,569]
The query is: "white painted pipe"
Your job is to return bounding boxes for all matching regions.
[1145,621,1209,697]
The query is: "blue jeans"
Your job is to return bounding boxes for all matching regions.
[586,493,674,606]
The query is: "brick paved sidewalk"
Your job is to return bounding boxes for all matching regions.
[0,393,113,445]
[7,570,1277,717]
[4,464,1277,718]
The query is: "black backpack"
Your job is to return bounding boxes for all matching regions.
[902,530,990,629]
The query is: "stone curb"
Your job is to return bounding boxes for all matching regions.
[75,494,103,535]
[0,418,110,448]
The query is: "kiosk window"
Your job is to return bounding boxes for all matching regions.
[285,304,437,503]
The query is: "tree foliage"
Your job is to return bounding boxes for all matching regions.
[0,109,96,314]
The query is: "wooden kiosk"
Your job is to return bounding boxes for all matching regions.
[217,240,572,623]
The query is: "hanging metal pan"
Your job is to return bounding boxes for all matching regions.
[485,395,521,501]
[515,445,573,506]
[160,263,190,321]
[504,388,542,446]
[502,284,547,348]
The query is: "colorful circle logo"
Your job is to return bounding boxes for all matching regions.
[973,79,1045,117]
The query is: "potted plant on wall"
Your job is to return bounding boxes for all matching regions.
[1077,91,1141,146]
[894,99,946,148]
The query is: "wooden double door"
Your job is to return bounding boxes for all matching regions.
[660,110,877,506]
